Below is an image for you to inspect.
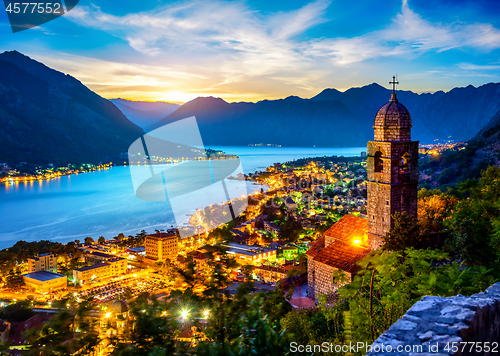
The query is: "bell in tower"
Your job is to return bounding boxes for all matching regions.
[366,77,419,249]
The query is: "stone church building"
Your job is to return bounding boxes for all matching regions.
[307,79,419,300]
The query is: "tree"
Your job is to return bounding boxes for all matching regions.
[446,166,500,265]
[382,212,428,251]
[84,237,94,246]
[337,248,496,343]
[25,299,99,355]
[111,296,179,355]
[279,216,303,242]
[6,269,24,289]
[198,291,289,356]
[98,236,106,244]
[0,301,35,322]
[258,282,292,323]
[418,188,458,235]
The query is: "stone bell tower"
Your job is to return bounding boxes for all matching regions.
[367,77,419,249]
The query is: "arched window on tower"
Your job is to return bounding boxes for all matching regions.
[374,151,383,173]
[400,152,410,173]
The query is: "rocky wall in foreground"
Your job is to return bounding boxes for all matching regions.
[366,283,500,355]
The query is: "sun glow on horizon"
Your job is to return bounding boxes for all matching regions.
[102,91,286,105]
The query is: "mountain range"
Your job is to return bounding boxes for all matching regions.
[148,83,500,147]
[2,50,500,166]
[109,98,180,129]
[0,51,144,166]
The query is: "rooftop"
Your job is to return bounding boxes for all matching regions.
[86,251,114,259]
[146,233,177,239]
[313,239,369,273]
[23,271,66,281]
[305,236,325,259]
[323,215,368,245]
[127,246,146,252]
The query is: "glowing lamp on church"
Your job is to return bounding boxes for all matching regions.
[353,239,361,245]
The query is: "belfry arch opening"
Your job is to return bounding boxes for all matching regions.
[400,152,410,172]
[374,151,383,173]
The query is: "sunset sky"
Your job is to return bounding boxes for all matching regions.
[1,0,500,103]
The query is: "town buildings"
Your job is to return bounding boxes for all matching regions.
[222,242,277,265]
[22,270,67,293]
[73,257,127,285]
[145,233,179,262]
[28,253,57,273]
[307,80,419,300]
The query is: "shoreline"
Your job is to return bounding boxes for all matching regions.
[1,150,363,250]
[1,154,241,185]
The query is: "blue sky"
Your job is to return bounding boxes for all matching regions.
[1,0,500,102]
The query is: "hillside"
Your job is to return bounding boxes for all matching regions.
[110,99,180,129]
[150,83,500,147]
[419,110,500,189]
[0,51,145,166]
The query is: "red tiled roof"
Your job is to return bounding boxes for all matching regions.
[305,236,325,258]
[324,215,368,244]
[313,239,369,273]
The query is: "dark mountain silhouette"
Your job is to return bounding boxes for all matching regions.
[110,98,180,129]
[419,109,500,189]
[148,96,362,147]
[0,51,145,165]
[151,82,500,147]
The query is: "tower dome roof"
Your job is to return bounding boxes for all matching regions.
[374,94,412,129]
[110,300,129,314]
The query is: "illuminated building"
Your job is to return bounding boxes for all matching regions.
[28,253,57,273]
[22,271,67,293]
[221,242,276,265]
[73,257,127,284]
[145,233,178,262]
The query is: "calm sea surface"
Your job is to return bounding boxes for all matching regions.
[0,146,364,249]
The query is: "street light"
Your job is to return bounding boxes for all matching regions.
[181,309,189,320]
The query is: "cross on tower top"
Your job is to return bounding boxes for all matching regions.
[389,76,399,94]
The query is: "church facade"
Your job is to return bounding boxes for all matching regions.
[307,79,419,300]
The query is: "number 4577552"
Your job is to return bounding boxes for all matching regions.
[5,3,62,14]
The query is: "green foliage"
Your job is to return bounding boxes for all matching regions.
[0,239,81,276]
[112,296,179,356]
[445,166,500,265]
[337,248,497,345]
[258,282,292,323]
[25,300,99,356]
[5,268,24,289]
[280,304,344,348]
[0,301,35,322]
[382,212,428,251]
[279,216,304,242]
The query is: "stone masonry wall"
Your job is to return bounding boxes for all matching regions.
[313,261,352,300]
[366,283,500,355]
